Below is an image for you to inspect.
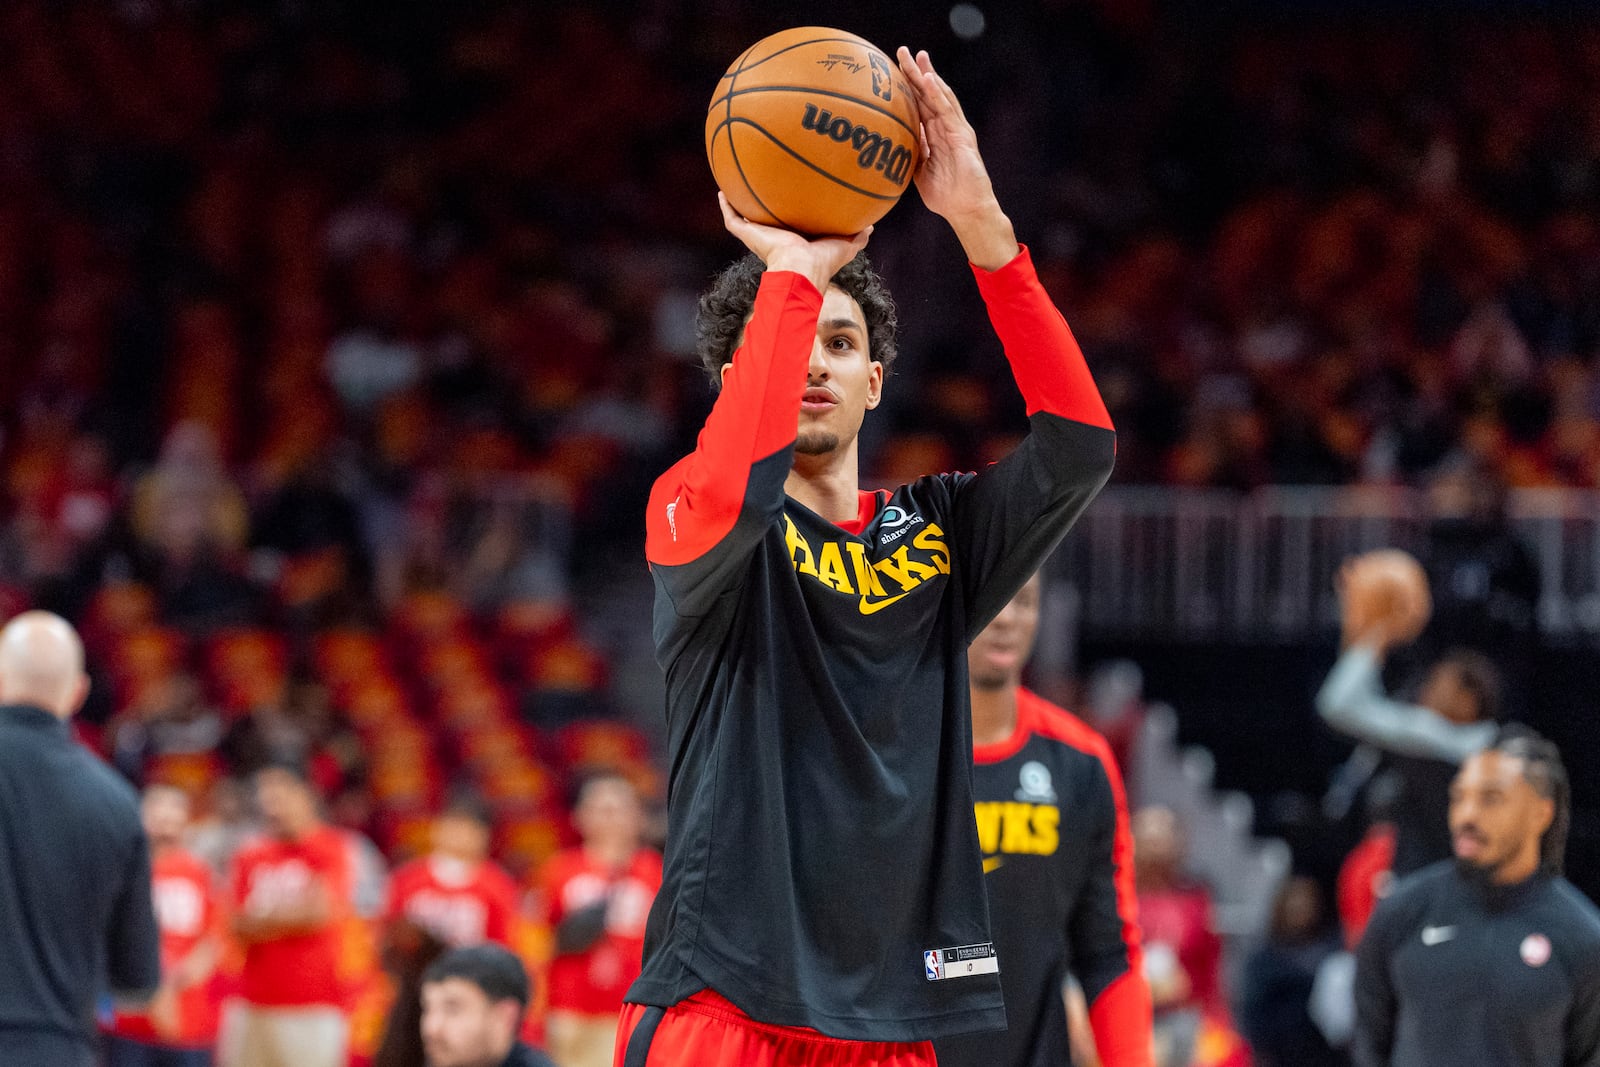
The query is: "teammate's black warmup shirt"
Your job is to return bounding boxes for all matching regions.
[628,248,1116,1041]
[935,689,1150,1067]
[1354,861,1600,1067]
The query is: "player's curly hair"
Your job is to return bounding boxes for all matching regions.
[695,252,899,388]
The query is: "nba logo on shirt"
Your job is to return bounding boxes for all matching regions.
[924,950,944,981]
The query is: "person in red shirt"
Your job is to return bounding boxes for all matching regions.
[387,794,521,950]
[533,773,660,1067]
[104,784,222,1067]
[375,794,523,1066]
[220,759,353,1067]
[1133,805,1229,1067]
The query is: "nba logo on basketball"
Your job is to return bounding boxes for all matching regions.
[924,950,943,980]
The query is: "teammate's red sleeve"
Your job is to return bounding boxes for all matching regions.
[970,245,1112,430]
[1087,745,1154,1067]
[645,271,821,569]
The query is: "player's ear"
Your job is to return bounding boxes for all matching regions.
[865,361,883,410]
[1532,793,1555,838]
[719,362,732,388]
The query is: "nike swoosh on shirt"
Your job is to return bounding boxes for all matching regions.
[858,591,913,615]
[982,857,1004,874]
[1421,925,1457,946]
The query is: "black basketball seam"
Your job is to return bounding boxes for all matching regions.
[722,44,794,229]
[714,119,798,230]
[722,116,899,203]
[706,84,918,139]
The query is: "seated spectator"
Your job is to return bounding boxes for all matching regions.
[419,945,556,1067]
[1133,805,1227,1067]
[1236,876,1344,1067]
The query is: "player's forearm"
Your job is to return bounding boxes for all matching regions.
[972,246,1113,431]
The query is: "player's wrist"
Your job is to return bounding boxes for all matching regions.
[763,250,832,295]
[949,202,1019,272]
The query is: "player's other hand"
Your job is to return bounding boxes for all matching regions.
[719,192,870,294]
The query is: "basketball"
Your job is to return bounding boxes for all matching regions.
[1342,548,1432,643]
[706,27,923,237]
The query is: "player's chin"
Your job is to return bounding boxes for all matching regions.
[794,430,841,456]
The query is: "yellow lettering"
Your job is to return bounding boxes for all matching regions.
[912,524,951,574]
[784,515,818,577]
[1030,806,1060,855]
[815,541,854,593]
[973,803,1003,855]
[874,546,936,591]
[1000,802,1036,854]
[845,542,887,597]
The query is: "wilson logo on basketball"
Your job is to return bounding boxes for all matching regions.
[799,104,915,186]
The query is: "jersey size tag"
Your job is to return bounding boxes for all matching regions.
[923,942,999,981]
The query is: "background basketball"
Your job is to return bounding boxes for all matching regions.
[706,27,923,236]
[1342,549,1432,643]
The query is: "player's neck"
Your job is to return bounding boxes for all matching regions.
[786,446,860,524]
[970,683,1020,749]
[1490,844,1543,887]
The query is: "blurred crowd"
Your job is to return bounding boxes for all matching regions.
[2,2,1599,1065]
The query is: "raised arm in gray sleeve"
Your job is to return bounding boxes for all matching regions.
[1315,645,1495,764]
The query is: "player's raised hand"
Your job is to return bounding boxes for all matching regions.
[895,46,1018,269]
[718,192,870,294]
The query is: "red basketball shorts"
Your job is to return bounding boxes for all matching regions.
[614,990,938,1067]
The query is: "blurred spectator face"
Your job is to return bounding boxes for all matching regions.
[141,785,191,851]
[433,811,491,865]
[256,766,318,839]
[1449,750,1553,880]
[1271,875,1323,943]
[1418,661,1484,724]
[1133,805,1185,887]
[968,573,1042,691]
[574,776,642,854]
[420,977,518,1067]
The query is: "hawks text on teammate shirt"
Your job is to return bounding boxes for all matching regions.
[782,513,950,615]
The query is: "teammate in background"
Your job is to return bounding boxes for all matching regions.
[1354,727,1600,1067]
[221,759,354,1067]
[1318,553,1501,876]
[0,611,160,1067]
[620,46,1115,1066]
[104,785,223,1067]
[388,795,521,950]
[933,574,1151,1067]
[420,945,556,1067]
[535,773,660,1067]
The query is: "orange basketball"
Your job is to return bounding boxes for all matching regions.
[706,27,923,237]
[1343,548,1432,643]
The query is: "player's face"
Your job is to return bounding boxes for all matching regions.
[968,574,1043,690]
[1449,751,1553,879]
[420,978,515,1067]
[795,286,882,456]
[1418,663,1480,725]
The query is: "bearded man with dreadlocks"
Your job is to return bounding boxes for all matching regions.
[1353,725,1600,1067]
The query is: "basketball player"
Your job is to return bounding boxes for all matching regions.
[934,574,1152,1067]
[617,48,1116,1065]
[1353,727,1600,1066]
